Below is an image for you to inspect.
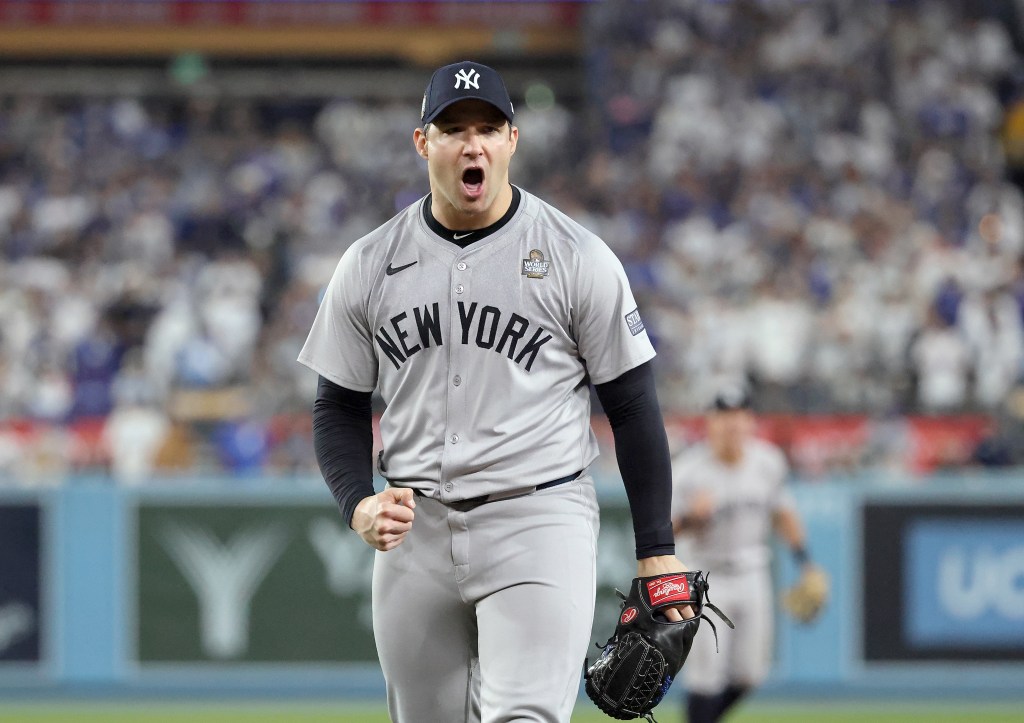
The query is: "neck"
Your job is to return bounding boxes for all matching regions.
[423,185,521,247]
[432,182,513,231]
[713,444,744,466]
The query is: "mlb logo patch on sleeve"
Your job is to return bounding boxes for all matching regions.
[625,308,645,336]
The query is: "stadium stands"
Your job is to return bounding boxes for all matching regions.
[2,1,1024,480]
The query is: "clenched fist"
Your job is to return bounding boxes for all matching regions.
[352,487,417,551]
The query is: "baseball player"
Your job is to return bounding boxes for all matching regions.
[670,388,820,723]
[298,61,692,722]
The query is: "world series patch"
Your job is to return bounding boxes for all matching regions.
[625,308,645,336]
[522,249,550,279]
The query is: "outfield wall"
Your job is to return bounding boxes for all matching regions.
[0,473,1022,698]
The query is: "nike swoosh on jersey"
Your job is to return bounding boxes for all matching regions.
[452,232,473,239]
[385,261,418,276]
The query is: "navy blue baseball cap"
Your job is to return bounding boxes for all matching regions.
[420,61,514,125]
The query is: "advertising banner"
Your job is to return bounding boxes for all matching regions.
[863,502,1024,662]
[906,519,1024,648]
[0,504,42,665]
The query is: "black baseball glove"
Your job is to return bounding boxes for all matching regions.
[584,571,733,722]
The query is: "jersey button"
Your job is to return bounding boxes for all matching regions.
[457,262,467,271]
[450,434,460,444]
[444,482,454,492]
[455,284,465,294]
[453,375,462,386]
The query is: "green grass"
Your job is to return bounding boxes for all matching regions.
[0,702,1021,723]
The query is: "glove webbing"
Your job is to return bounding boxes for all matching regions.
[582,644,668,723]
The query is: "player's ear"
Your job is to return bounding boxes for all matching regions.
[414,126,429,159]
[509,124,518,155]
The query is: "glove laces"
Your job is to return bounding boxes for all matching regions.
[697,574,735,653]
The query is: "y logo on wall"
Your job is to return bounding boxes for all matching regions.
[0,504,42,664]
[157,522,288,659]
[136,504,375,664]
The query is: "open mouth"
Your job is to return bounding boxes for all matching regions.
[462,167,484,196]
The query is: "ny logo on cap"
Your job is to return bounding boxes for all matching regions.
[454,68,480,90]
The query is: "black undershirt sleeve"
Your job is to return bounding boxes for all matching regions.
[593,361,676,560]
[312,375,375,528]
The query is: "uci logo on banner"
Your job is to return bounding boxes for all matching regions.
[905,519,1024,647]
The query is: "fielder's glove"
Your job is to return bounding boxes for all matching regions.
[584,571,734,722]
[782,564,829,624]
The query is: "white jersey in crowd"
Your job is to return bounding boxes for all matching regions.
[298,186,655,502]
[670,437,794,573]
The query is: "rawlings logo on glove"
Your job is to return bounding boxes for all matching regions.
[646,574,690,605]
[584,571,734,722]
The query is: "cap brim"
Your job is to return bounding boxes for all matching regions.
[422,96,514,125]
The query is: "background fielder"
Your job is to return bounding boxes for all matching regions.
[671,388,824,723]
[299,61,692,722]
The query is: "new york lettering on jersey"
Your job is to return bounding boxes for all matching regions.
[374,300,552,371]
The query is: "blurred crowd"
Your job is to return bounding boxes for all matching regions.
[2,0,1024,482]
[582,0,1024,417]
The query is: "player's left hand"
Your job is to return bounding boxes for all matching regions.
[636,555,696,620]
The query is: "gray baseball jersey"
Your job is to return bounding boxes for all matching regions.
[298,186,655,498]
[670,437,793,573]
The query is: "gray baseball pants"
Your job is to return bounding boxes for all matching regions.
[372,476,600,723]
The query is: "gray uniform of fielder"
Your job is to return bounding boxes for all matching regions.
[299,187,655,722]
[670,437,794,693]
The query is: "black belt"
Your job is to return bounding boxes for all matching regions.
[534,469,583,492]
[410,470,583,506]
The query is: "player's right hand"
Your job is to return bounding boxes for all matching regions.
[351,487,416,551]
